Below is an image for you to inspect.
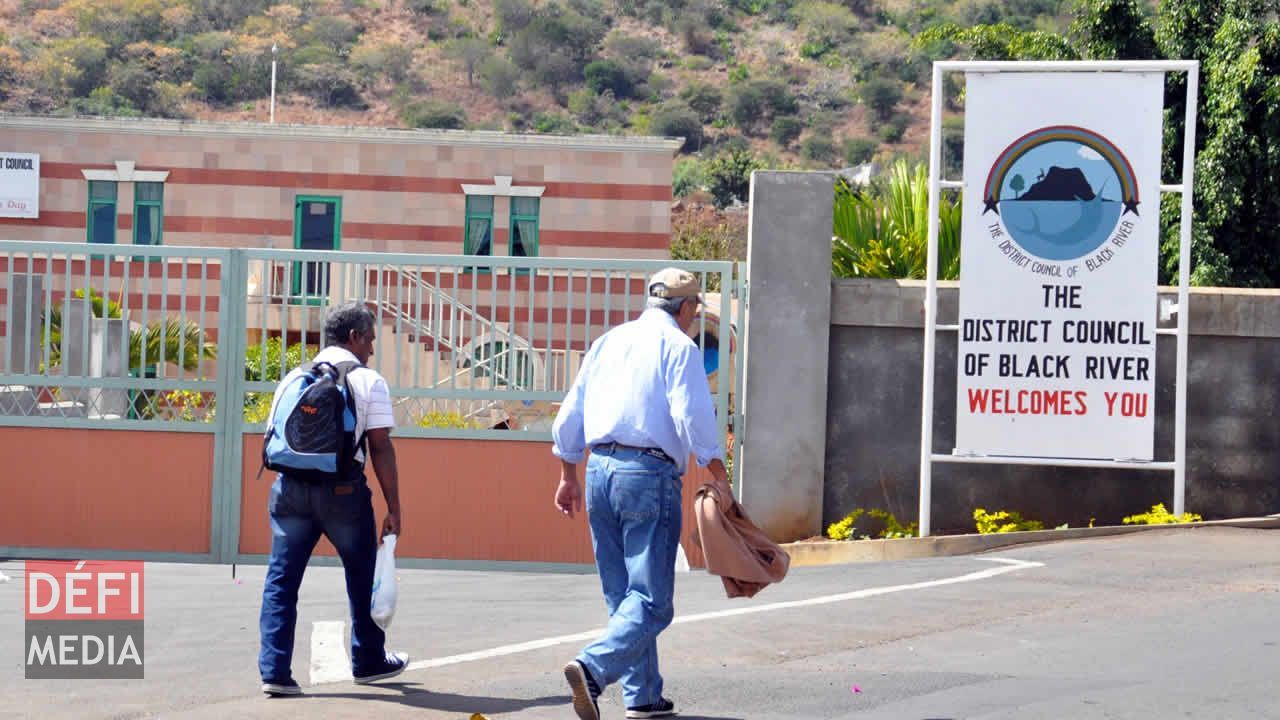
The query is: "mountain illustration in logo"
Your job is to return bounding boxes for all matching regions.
[983,126,1139,262]
[1015,166,1096,201]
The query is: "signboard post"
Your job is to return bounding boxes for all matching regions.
[919,61,1199,537]
[0,152,39,219]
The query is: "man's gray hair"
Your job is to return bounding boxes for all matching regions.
[324,302,376,347]
[646,295,692,316]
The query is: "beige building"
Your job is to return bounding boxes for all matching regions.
[0,115,679,259]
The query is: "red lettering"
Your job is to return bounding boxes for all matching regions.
[967,388,990,413]
[966,388,1090,416]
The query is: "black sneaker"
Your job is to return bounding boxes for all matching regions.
[261,679,302,697]
[626,697,677,718]
[563,660,601,720]
[353,651,409,684]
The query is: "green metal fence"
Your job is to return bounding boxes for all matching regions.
[0,240,746,562]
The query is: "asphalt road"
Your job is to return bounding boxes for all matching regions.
[3,526,1278,719]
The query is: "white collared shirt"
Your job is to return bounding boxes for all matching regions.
[552,308,724,473]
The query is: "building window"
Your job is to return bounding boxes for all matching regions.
[465,195,494,256]
[509,197,539,269]
[87,180,117,244]
[464,195,494,273]
[133,182,164,246]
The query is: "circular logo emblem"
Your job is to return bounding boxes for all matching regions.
[984,126,1140,262]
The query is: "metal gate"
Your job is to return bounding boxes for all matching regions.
[0,240,746,564]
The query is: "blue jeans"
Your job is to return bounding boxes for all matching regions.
[577,446,683,708]
[258,475,386,682]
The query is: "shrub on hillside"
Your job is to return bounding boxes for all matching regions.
[650,102,704,152]
[401,99,468,130]
[705,147,763,208]
[672,157,706,198]
[860,76,903,123]
[406,0,445,14]
[680,82,723,122]
[876,112,909,143]
[770,115,803,147]
[584,59,633,98]
[293,63,364,108]
[351,40,414,86]
[533,112,577,134]
[478,56,520,98]
[842,137,878,165]
[800,133,837,164]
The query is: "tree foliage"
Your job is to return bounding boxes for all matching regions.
[704,147,765,208]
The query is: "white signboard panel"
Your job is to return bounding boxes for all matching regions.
[0,152,39,219]
[955,72,1163,460]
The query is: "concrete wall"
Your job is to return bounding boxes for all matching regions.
[825,279,1280,533]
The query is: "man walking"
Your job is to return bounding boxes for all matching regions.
[258,302,408,696]
[553,268,730,719]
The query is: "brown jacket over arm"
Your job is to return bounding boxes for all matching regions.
[693,482,791,599]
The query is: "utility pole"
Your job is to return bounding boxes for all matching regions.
[270,43,278,124]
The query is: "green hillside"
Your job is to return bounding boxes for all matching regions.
[0,0,1075,171]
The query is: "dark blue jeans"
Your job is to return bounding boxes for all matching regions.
[258,475,386,683]
[577,446,683,708]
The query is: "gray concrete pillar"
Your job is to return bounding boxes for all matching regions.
[739,171,834,542]
[61,300,91,377]
[88,317,128,418]
[58,300,92,414]
[6,274,43,374]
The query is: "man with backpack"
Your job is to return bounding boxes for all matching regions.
[258,302,408,696]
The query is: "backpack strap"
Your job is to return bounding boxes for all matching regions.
[331,361,367,472]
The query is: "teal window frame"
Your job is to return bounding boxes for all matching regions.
[132,182,164,247]
[291,195,342,305]
[463,195,495,274]
[508,196,540,275]
[87,180,118,245]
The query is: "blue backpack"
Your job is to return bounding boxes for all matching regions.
[262,360,364,482]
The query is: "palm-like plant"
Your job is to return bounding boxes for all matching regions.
[42,288,216,374]
[832,160,963,280]
[129,318,217,373]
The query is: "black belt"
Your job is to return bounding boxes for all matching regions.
[592,442,676,466]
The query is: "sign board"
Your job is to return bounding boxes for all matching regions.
[955,72,1163,460]
[0,152,39,219]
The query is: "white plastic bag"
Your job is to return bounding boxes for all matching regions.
[370,534,398,631]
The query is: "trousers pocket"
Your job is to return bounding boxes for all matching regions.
[612,470,661,522]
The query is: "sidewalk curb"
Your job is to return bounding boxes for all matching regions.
[781,515,1280,567]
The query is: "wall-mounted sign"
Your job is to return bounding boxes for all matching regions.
[0,152,39,219]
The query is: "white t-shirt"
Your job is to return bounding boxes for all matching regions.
[268,346,395,464]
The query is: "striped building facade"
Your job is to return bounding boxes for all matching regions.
[0,115,679,258]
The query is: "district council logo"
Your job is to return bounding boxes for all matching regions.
[983,125,1140,262]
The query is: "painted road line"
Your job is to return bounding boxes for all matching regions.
[309,621,350,685]
[307,556,1043,685]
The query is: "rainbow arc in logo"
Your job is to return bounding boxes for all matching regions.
[983,125,1140,216]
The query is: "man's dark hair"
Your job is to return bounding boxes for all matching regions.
[324,302,376,347]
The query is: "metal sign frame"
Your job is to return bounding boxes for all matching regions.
[919,60,1200,537]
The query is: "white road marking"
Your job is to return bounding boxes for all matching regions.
[308,556,1043,685]
[309,621,350,685]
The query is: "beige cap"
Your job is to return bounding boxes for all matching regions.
[647,267,702,300]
